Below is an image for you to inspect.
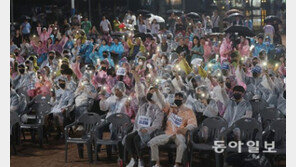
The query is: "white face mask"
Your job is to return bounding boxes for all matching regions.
[82,81,89,85]
[161,59,166,64]
[138,61,143,66]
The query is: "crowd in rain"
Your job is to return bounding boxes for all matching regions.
[10,8,286,167]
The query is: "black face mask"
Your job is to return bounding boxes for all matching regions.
[233,93,242,100]
[49,56,54,60]
[252,62,258,66]
[101,67,107,71]
[103,54,108,59]
[26,65,30,70]
[119,75,124,81]
[19,69,25,74]
[146,93,153,101]
[61,64,69,70]
[174,99,183,107]
[226,82,231,89]
[59,83,66,89]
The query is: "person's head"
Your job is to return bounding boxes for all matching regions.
[64,19,68,24]
[114,37,119,44]
[197,21,202,28]
[178,38,184,46]
[259,50,267,61]
[171,12,175,17]
[161,54,168,65]
[25,60,32,71]
[152,19,157,24]
[252,57,259,66]
[84,17,88,21]
[48,51,55,60]
[213,10,218,16]
[146,87,157,102]
[206,16,211,21]
[16,29,20,35]
[114,81,126,98]
[101,38,107,45]
[235,16,240,21]
[58,79,66,89]
[200,37,205,45]
[136,37,142,45]
[251,65,262,78]
[47,38,53,44]
[18,64,26,74]
[38,41,42,47]
[161,37,167,44]
[221,62,230,76]
[42,27,47,33]
[174,92,186,107]
[193,36,200,46]
[258,36,264,44]
[232,85,245,101]
[102,16,106,20]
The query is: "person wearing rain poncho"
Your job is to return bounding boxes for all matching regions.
[149,92,197,167]
[50,77,75,138]
[99,81,128,117]
[10,82,26,115]
[186,85,219,124]
[73,76,97,119]
[90,38,110,64]
[221,85,252,127]
[238,65,271,101]
[40,50,59,72]
[12,64,34,92]
[251,35,268,57]
[125,71,164,167]
[109,37,124,63]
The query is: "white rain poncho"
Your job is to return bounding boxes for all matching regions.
[100,81,128,118]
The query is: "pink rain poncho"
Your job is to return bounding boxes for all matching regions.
[37,27,53,43]
[219,36,233,63]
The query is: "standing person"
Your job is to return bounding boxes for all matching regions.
[100,16,112,35]
[190,36,204,62]
[244,16,253,29]
[113,17,121,32]
[168,13,176,33]
[138,19,147,33]
[263,23,275,44]
[149,92,197,167]
[36,24,53,43]
[150,19,160,35]
[81,17,92,35]
[13,30,22,47]
[204,16,213,34]
[211,10,220,33]
[20,19,31,41]
[232,16,243,26]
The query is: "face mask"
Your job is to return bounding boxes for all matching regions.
[138,61,143,66]
[119,75,124,81]
[19,69,25,74]
[252,62,258,66]
[82,81,89,85]
[101,67,107,71]
[226,82,231,89]
[233,93,242,100]
[103,54,108,59]
[174,99,183,107]
[146,93,153,101]
[59,83,66,89]
[49,56,54,60]
[161,59,166,64]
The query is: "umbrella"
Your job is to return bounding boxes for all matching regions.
[137,9,151,17]
[167,9,184,16]
[225,9,242,16]
[21,15,31,20]
[224,25,255,37]
[226,12,244,21]
[134,33,146,41]
[264,15,282,24]
[186,12,200,19]
[145,33,154,39]
[148,14,165,23]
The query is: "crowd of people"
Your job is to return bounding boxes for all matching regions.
[10,9,286,167]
